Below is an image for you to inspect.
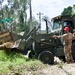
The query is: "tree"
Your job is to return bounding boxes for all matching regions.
[26,17,38,31]
[13,0,28,32]
[61,6,72,15]
[1,0,38,33]
[2,0,28,32]
[72,5,75,15]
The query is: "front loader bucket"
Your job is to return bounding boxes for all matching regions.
[10,32,23,41]
[11,32,26,51]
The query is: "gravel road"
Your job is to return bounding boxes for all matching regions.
[31,63,75,75]
[29,57,75,75]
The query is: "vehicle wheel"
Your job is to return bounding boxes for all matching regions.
[38,51,54,64]
[72,42,75,61]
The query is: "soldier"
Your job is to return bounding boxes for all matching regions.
[53,26,75,63]
[72,29,75,61]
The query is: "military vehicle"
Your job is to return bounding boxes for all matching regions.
[26,15,75,64]
[0,15,75,64]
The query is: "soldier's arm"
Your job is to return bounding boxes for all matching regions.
[53,34,66,40]
[72,32,75,40]
[57,34,66,39]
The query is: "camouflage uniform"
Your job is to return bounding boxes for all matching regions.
[58,32,75,63]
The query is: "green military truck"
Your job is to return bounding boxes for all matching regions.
[0,15,75,64]
[11,15,75,64]
[27,15,75,64]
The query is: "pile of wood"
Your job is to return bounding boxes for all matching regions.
[0,31,14,50]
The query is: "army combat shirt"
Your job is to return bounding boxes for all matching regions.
[57,32,75,46]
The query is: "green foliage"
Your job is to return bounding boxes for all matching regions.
[17,17,38,32]
[0,50,26,62]
[0,0,38,33]
[72,5,75,15]
[32,17,38,27]
[0,0,28,32]
[0,50,42,74]
[61,5,75,16]
[27,17,38,28]
[13,0,28,32]
[61,6,72,15]
[0,50,8,61]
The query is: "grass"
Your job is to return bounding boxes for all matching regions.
[0,50,43,74]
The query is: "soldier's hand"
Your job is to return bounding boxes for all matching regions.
[73,32,75,35]
[52,35,57,39]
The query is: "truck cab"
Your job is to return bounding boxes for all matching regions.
[51,15,75,34]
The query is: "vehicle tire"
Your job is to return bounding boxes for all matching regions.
[72,42,75,61]
[38,51,54,64]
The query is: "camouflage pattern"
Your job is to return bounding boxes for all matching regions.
[58,32,75,63]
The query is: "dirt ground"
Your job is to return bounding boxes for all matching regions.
[6,57,75,75]
[30,63,75,75]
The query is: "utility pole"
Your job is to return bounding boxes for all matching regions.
[29,0,32,30]
[37,12,43,33]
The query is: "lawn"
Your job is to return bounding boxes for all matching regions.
[0,50,44,74]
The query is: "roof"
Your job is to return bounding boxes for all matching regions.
[51,15,72,21]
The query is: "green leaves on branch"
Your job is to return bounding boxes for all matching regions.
[61,6,72,15]
[61,5,75,16]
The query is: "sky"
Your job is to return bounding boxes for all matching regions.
[31,0,75,19]
[27,0,75,30]
[2,0,75,30]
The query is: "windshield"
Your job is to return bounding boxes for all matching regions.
[52,21,60,30]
